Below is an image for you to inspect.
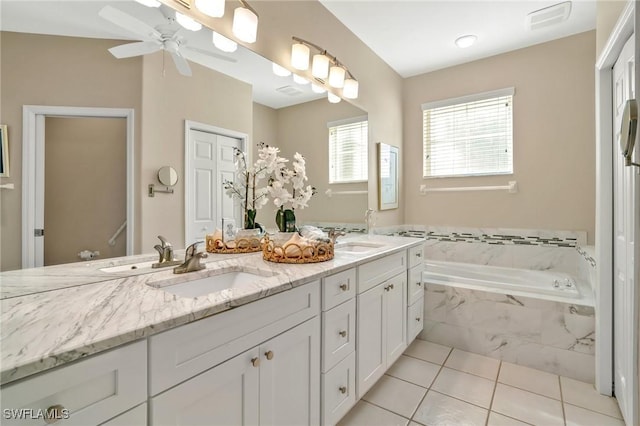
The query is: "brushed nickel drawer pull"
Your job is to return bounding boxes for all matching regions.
[339,283,348,291]
[339,386,347,394]
[416,317,421,322]
[44,405,65,424]
[388,283,394,290]
[265,350,274,360]
[416,282,422,286]
[251,357,260,367]
[339,330,347,338]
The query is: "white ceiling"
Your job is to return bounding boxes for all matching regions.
[319,0,597,78]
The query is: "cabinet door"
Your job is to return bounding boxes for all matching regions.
[260,317,320,426]
[386,273,407,365]
[151,347,259,426]
[356,283,386,399]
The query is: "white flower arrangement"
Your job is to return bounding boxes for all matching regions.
[269,151,316,210]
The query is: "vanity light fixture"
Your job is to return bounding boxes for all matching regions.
[455,34,477,48]
[195,0,225,18]
[311,83,326,94]
[176,11,202,31]
[212,31,237,52]
[293,74,310,85]
[272,63,292,77]
[134,0,161,7]
[328,92,341,104]
[232,0,259,44]
[290,36,359,98]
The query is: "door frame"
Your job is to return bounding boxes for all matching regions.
[184,120,248,247]
[595,1,636,395]
[22,105,135,268]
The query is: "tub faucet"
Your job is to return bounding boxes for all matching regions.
[152,235,181,268]
[174,241,208,274]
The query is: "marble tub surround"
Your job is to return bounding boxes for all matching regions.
[577,245,597,297]
[419,283,596,383]
[0,235,423,385]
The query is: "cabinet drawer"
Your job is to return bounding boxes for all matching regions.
[1,341,146,426]
[321,299,356,372]
[408,245,424,269]
[322,268,356,311]
[408,264,425,305]
[358,251,406,293]
[149,280,320,395]
[407,296,425,344]
[322,352,356,426]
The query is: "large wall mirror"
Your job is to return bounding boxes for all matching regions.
[1,0,368,272]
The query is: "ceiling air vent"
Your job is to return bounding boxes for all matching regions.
[527,1,572,31]
[276,85,304,96]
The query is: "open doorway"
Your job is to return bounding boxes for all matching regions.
[22,106,134,268]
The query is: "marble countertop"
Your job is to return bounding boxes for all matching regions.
[0,235,423,385]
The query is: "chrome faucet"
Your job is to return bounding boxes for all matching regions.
[152,236,181,268]
[173,241,208,274]
[328,228,347,243]
[365,208,376,235]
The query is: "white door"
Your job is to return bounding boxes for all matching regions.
[259,317,320,426]
[185,128,242,245]
[611,34,639,425]
[150,347,260,425]
[385,273,407,365]
[356,283,386,398]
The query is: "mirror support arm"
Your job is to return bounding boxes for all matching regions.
[148,184,174,197]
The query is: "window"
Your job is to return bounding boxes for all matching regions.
[422,88,514,178]
[328,116,368,183]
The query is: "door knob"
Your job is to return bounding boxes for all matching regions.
[265,350,274,360]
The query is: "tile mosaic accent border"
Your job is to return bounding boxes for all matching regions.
[397,230,580,248]
[576,246,596,268]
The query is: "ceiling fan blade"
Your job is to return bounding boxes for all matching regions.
[108,41,162,59]
[183,46,237,63]
[99,5,162,42]
[170,51,192,77]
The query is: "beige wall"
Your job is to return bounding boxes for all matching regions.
[596,0,628,57]
[140,51,253,250]
[44,117,127,265]
[168,0,405,227]
[403,31,596,243]
[0,32,143,271]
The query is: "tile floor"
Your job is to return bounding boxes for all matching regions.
[338,340,624,426]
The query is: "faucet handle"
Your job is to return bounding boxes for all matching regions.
[157,235,172,248]
[185,241,203,258]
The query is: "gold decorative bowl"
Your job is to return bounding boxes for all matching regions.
[205,236,262,254]
[262,234,334,263]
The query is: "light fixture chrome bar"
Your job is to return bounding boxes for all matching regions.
[238,0,259,18]
[291,36,356,80]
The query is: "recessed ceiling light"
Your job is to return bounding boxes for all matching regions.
[455,35,477,49]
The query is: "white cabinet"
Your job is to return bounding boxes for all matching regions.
[321,352,356,426]
[0,341,146,426]
[407,246,425,346]
[101,404,147,426]
[356,272,407,398]
[151,318,319,426]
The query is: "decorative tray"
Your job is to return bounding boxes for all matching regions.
[205,236,263,254]
[262,234,334,263]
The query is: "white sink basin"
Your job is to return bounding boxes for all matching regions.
[335,241,386,254]
[147,268,274,298]
[100,260,157,273]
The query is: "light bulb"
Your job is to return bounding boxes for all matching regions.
[343,78,359,99]
[293,74,310,85]
[291,43,310,70]
[212,32,237,53]
[232,7,258,43]
[272,63,291,77]
[195,0,225,18]
[311,84,326,94]
[328,65,345,88]
[328,93,341,103]
[175,12,202,31]
[311,54,329,79]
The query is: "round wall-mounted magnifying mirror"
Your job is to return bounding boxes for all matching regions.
[158,166,178,187]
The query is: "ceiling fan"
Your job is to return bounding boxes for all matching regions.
[99,5,235,77]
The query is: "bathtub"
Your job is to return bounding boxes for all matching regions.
[423,259,592,305]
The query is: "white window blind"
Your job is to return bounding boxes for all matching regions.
[422,88,514,178]
[328,116,368,183]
